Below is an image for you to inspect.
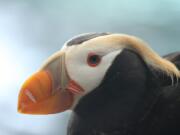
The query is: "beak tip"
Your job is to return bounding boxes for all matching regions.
[17,108,23,114]
[17,100,26,114]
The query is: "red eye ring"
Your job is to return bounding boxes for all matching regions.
[87,53,101,67]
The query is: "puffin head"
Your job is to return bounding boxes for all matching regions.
[18,33,180,115]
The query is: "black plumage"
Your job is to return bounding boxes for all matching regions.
[67,50,180,135]
[66,33,110,46]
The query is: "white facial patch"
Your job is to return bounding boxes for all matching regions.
[65,45,122,96]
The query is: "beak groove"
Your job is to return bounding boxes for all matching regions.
[24,89,37,103]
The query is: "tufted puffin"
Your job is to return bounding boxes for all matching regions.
[17,33,180,135]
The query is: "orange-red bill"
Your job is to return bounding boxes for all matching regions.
[18,71,74,114]
[67,80,84,95]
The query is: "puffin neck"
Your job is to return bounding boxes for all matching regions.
[72,50,163,131]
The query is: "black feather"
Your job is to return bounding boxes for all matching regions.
[67,50,180,135]
[66,33,110,46]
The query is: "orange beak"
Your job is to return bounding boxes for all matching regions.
[18,71,83,114]
[18,51,84,115]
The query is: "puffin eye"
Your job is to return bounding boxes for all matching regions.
[87,53,101,67]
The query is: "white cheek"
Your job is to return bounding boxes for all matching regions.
[66,49,122,95]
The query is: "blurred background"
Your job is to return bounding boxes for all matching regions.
[0,0,180,135]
